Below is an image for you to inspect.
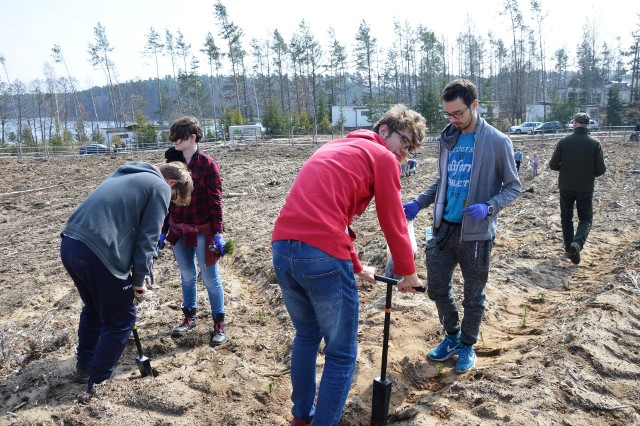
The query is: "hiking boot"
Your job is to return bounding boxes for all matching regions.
[77,390,94,404]
[454,344,477,373]
[73,363,90,384]
[210,313,227,347]
[172,307,197,337]
[428,331,461,361]
[291,417,313,426]
[569,242,581,265]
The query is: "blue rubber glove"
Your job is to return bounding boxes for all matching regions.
[158,232,167,249]
[462,203,488,220]
[403,201,420,220]
[213,234,225,256]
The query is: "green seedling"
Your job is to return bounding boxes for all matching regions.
[537,291,547,302]
[209,238,236,258]
[435,362,444,377]
[267,380,275,395]
[522,307,529,327]
[479,330,485,346]
[223,239,236,256]
[257,307,266,325]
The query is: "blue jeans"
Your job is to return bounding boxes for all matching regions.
[559,190,593,251]
[60,236,136,391]
[272,240,359,426]
[172,234,224,316]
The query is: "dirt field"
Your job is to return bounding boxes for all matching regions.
[0,134,639,425]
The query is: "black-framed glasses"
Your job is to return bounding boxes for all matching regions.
[443,106,469,120]
[394,130,415,156]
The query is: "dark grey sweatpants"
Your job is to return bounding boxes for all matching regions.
[425,221,493,346]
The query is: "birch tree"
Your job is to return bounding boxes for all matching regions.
[270,29,289,113]
[88,23,122,126]
[202,32,223,132]
[51,44,85,140]
[165,30,182,113]
[354,20,377,104]
[143,27,165,123]
[214,0,245,111]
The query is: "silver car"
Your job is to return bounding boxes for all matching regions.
[509,122,541,134]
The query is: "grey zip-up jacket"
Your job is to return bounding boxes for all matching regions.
[413,116,521,240]
[62,162,171,285]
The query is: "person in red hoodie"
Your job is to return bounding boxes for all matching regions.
[272,104,426,426]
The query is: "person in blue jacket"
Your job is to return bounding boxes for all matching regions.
[514,149,523,172]
[403,79,521,373]
[60,161,192,401]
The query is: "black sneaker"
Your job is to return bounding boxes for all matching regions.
[569,242,581,265]
[73,366,90,384]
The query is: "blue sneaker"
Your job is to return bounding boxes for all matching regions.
[428,332,461,361]
[454,344,477,373]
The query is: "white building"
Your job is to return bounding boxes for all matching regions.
[229,124,263,141]
[101,125,169,150]
[331,105,372,128]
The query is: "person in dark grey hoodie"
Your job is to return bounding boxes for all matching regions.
[60,161,192,400]
[403,79,521,374]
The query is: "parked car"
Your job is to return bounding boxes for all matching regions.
[509,121,541,134]
[564,119,599,132]
[79,143,109,154]
[531,121,564,134]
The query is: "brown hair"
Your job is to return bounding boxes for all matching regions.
[169,116,203,143]
[158,162,193,206]
[372,104,427,149]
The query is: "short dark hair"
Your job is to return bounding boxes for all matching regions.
[169,116,203,143]
[442,79,478,106]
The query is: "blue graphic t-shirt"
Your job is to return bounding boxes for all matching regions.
[443,133,475,223]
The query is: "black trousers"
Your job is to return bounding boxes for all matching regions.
[559,190,593,251]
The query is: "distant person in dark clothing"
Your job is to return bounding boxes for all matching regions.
[61,162,192,401]
[549,112,606,265]
[633,122,640,141]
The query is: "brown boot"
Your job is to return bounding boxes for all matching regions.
[210,313,227,346]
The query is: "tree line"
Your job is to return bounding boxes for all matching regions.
[1,0,639,151]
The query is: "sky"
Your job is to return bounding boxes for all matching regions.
[1,0,638,90]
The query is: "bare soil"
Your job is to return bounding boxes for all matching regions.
[0,134,638,425]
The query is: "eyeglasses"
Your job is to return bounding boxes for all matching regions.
[443,106,469,120]
[394,130,415,156]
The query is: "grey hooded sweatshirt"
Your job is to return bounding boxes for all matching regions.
[62,162,171,285]
[413,116,521,241]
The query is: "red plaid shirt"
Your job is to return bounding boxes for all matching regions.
[165,150,224,233]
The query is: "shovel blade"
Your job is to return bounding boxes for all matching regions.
[135,355,153,377]
[371,377,392,426]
